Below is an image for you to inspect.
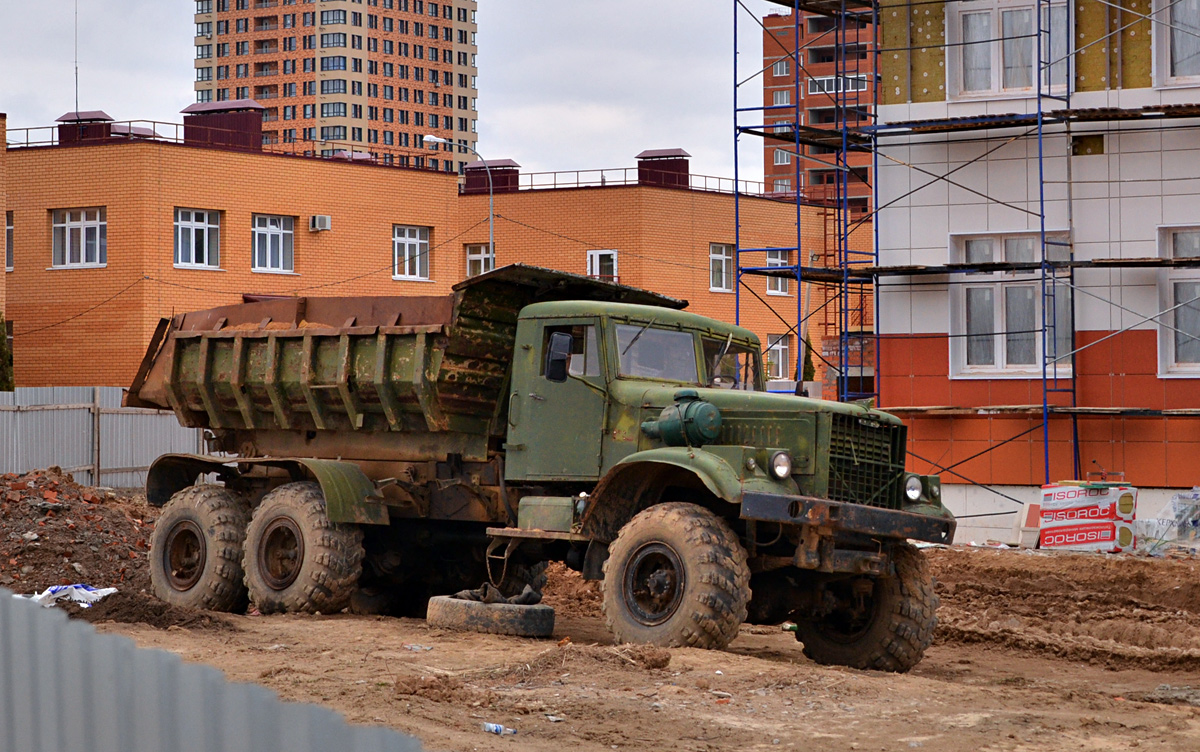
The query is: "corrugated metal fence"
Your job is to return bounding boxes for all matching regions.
[0,590,423,752]
[0,387,203,488]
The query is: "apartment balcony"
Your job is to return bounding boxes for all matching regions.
[255,19,279,32]
[254,43,278,55]
[255,0,278,8]
[254,68,278,77]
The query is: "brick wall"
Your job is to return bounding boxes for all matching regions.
[1,112,7,317]
[7,139,837,390]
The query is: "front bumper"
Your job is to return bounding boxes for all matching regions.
[741,492,956,545]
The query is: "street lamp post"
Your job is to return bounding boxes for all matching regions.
[425,135,493,264]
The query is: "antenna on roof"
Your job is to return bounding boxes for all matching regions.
[74,0,79,116]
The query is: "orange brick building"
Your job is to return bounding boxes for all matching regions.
[1,116,828,389]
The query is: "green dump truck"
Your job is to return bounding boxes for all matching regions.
[128,265,955,671]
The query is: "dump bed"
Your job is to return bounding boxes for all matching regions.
[127,265,685,436]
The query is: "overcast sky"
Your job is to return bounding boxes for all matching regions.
[0,0,781,182]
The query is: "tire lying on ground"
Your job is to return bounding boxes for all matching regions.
[243,481,364,614]
[425,595,555,638]
[149,484,250,612]
[792,542,938,673]
[602,502,751,650]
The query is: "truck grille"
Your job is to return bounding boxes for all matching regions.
[827,414,906,510]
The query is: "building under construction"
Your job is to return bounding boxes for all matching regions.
[743,0,1200,538]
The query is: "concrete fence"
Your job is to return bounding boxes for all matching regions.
[0,387,202,488]
[0,589,423,752]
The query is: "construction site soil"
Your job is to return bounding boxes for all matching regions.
[3,472,1200,750]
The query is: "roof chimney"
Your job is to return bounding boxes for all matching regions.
[56,111,114,144]
[464,159,521,194]
[181,100,265,152]
[636,148,691,188]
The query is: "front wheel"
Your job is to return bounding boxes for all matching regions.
[793,543,938,672]
[243,481,364,614]
[602,502,750,650]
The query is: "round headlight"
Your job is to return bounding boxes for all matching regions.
[930,483,940,499]
[770,451,792,479]
[905,476,924,502]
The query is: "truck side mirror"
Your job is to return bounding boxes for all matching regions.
[545,331,573,383]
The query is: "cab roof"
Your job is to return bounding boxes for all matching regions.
[518,299,760,345]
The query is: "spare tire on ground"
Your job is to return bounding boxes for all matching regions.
[425,595,555,638]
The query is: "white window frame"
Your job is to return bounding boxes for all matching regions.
[766,334,792,381]
[709,243,733,292]
[465,242,493,277]
[173,208,221,269]
[772,58,791,77]
[394,225,430,280]
[949,232,1073,378]
[946,0,1069,99]
[773,148,793,166]
[1155,0,1200,86]
[5,211,12,272]
[587,249,618,283]
[251,214,295,273]
[1157,225,1200,375]
[766,249,790,295]
[772,89,791,106]
[51,208,107,268]
[807,74,868,96]
[773,178,793,193]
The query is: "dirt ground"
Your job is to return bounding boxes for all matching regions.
[5,473,1200,751]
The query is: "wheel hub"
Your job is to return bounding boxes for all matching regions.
[258,516,305,591]
[163,519,206,592]
[623,542,686,626]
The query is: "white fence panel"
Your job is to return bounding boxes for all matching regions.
[0,591,423,752]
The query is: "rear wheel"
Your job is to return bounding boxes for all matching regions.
[149,485,249,612]
[243,481,364,614]
[602,502,750,650]
[793,543,937,672]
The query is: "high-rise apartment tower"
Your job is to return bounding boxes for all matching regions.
[194,0,478,173]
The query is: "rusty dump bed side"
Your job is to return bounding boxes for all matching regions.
[127,265,685,436]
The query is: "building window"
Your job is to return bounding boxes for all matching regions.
[950,1,1068,96]
[321,102,347,117]
[394,225,430,280]
[766,249,789,295]
[766,335,791,381]
[773,178,793,193]
[772,58,791,77]
[465,243,493,277]
[772,89,790,106]
[321,33,347,47]
[1160,228,1200,371]
[952,234,1072,375]
[807,74,870,95]
[321,126,347,140]
[5,211,12,271]
[196,44,213,59]
[773,148,792,166]
[321,79,347,95]
[321,55,347,70]
[252,215,294,273]
[710,243,733,292]
[174,209,221,269]
[321,9,347,24]
[587,249,618,283]
[196,89,213,103]
[1156,0,1200,83]
[51,208,107,268]
[196,67,213,81]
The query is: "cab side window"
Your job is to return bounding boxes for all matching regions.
[543,324,600,378]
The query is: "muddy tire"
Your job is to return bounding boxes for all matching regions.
[425,595,555,637]
[243,481,364,614]
[794,543,937,672]
[149,485,250,612]
[602,502,750,650]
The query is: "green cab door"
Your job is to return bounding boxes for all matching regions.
[505,318,607,481]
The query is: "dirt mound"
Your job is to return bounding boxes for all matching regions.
[928,546,1200,669]
[74,591,236,631]
[394,674,496,706]
[0,469,156,595]
[540,562,602,619]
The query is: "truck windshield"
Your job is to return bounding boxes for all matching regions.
[702,338,761,391]
[615,324,699,383]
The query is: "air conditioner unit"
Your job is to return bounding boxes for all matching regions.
[309,215,332,232]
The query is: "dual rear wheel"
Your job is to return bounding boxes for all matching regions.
[150,482,363,614]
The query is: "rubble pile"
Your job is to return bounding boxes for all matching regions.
[0,468,155,594]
